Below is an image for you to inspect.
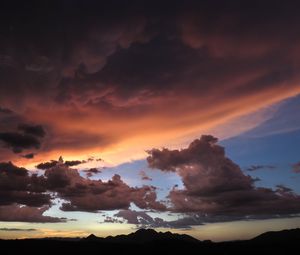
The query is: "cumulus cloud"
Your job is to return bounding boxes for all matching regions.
[0,159,166,221]
[44,164,165,212]
[147,135,300,219]
[0,162,51,207]
[0,204,65,223]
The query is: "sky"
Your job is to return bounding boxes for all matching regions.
[0,0,300,241]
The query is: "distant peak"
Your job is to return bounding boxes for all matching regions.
[135,228,157,235]
[86,234,99,240]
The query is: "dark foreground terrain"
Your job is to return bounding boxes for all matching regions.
[1,228,299,255]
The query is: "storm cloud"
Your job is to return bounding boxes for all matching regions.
[1,1,300,164]
[147,135,300,219]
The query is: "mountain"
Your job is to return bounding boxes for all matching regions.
[85,234,102,241]
[84,228,199,244]
[251,228,300,243]
[1,228,299,255]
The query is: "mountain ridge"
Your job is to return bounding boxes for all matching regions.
[1,228,299,255]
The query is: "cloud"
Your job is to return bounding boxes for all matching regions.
[276,185,293,193]
[36,158,85,170]
[18,124,46,138]
[44,164,165,212]
[0,160,166,221]
[0,132,42,153]
[139,170,152,181]
[113,209,160,226]
[1,1,300,165]
[21,153,35,159]
[0,162,51,207]
[0,121,46,155]
[84,168,102,177]
[0,204,65,223]
[36,160,58,170]
[147,135,300,220]
[1,158,165,216]
[110,210,204,229]
[0,228,37,232]
[246,165,276,172]
[64,160,86,167]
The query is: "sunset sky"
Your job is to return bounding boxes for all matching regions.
[1,0,300,241]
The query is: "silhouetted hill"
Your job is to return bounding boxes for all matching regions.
[1,228,299,255]
[251,228,300,243]
[85,233,101,241]
[85,228,199,244]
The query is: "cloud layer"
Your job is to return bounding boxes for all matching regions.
[1,0,300,164]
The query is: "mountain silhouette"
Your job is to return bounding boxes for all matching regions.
[82,229,200,244]
[251,228,300,243]
[1,228,299,255]
[83,228,199,244]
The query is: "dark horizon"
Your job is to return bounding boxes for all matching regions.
[1,228,300,255]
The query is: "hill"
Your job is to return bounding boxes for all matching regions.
[0,228,299,255]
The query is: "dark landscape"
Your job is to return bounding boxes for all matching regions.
[1,228,299,255]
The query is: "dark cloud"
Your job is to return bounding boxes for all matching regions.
[276,185,293,194]
[36,159,85,170]
[246,165,276,172]
[18,124,46,138]
[111,209,300,230]
[0,159,165,221]
[0,122,46,155]
[36,160,58,170]
[147,135,300,219]
[21,153,35,159]
[0,204,66,223]
[1,0,300,161]
[44,164,165,212]
[64,160,86,167]
[0,132,41,153]
[113,210,160,226]
[84,168,102,177]
[0,162,51,207]
[103,216,124,224]
[110,209,199,229]
[0,228,37,231]
[110,210,208,229]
